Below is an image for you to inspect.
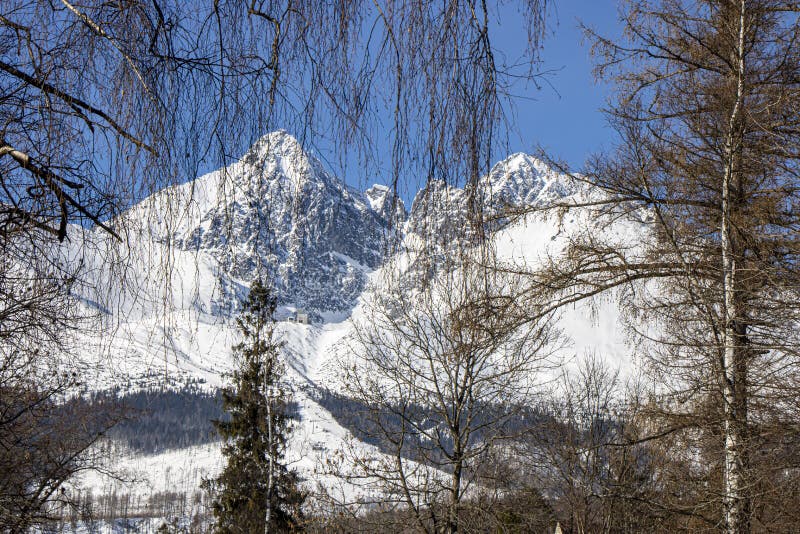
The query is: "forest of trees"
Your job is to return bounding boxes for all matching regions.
[2,0,800,533]
[94,387,226,455]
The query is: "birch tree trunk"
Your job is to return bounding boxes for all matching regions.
[265,383,274,534]
[721,2,750,532]
[447,443,463,534]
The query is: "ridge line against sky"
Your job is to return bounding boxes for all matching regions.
[302,1,624,204]
[173,1,623,208]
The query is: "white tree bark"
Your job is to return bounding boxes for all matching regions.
[721,2,750,532]
[265,381,274,534]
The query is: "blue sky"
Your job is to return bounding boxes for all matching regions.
[496,0,623,169]
[107,1,628,208]
[306,1,626,197]
[200,1,625,201]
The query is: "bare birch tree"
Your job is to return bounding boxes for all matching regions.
[520,355,666,533]
[2,0,551,523]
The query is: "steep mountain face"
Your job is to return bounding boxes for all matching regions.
[407,152,573,239]
[485,152,575,210]
[365,184,406,226]
[120,135,566,318]
[402,152,575,283]
[159,131,405,317]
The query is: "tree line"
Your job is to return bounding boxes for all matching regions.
[92,387,226,455]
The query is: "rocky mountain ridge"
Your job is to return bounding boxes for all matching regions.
[122,131,567,319]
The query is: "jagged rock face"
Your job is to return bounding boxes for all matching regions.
[175,131,403,316]
[405,152,571,248]
[365,184,406,227]
[128,133,567,319]
[484,153,554,210]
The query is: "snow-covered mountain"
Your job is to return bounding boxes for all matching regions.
[120,130,402,319]
[67,131,636,511]
[405,152,573,258]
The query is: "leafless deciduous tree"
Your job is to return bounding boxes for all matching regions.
[1,0,551,525]
[0,377,121,533]
[502,2,800,532]
[519,355,668,534]
[329,253,557,534]
[0,217,108,531]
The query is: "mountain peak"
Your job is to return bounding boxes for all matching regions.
[366,183,404,216]
[169,131,392,317]
[486,152,578,206]
[492,152,548,172]
[128,139,573,320]
[236,130,326,192]
[485,153,547,203]
[248,129,304,156]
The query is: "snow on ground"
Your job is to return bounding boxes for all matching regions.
[74,386,395,514]
[492,210,640,379]
[80,442,222,501]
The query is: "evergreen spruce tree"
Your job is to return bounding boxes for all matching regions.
[203,279,304,533]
